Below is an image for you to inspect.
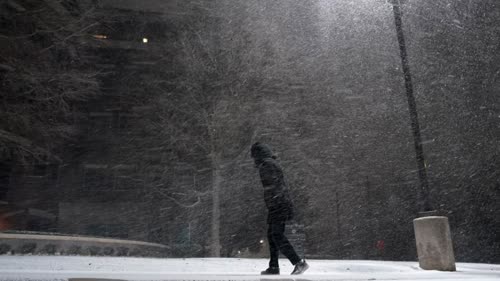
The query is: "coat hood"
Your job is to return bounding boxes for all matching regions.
[251,142,276,165]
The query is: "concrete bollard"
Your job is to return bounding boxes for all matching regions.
[413,216,456,271]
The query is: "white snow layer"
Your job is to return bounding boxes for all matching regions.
[0,256,499,281]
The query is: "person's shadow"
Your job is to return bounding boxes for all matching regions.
[260,275,312,281]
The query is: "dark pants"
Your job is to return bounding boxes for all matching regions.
[267,221,301,267]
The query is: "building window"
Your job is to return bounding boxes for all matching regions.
[83,164,140,192]
[82,164,110,191]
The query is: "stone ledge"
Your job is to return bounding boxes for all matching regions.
[0,232,169,257]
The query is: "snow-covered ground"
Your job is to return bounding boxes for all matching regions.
[0,256,499,281]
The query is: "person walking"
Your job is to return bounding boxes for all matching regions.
[250,142,309,275]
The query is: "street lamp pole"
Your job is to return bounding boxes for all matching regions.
[390,0,432,213]
[389,2,455,271]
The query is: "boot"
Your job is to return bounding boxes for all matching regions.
[261,267,280,275]
[291,259,309,275]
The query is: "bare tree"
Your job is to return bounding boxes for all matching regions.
[138,1,287,255]
[0,0,101,164]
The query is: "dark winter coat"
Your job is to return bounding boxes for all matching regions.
[251,143,294,224]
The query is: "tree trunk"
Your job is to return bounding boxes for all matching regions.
[210,154,221,257]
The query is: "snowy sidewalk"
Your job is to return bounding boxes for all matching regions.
[0,256,499,281]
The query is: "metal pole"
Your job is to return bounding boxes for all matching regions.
[336,191,341,246]
[391,0,432,212]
